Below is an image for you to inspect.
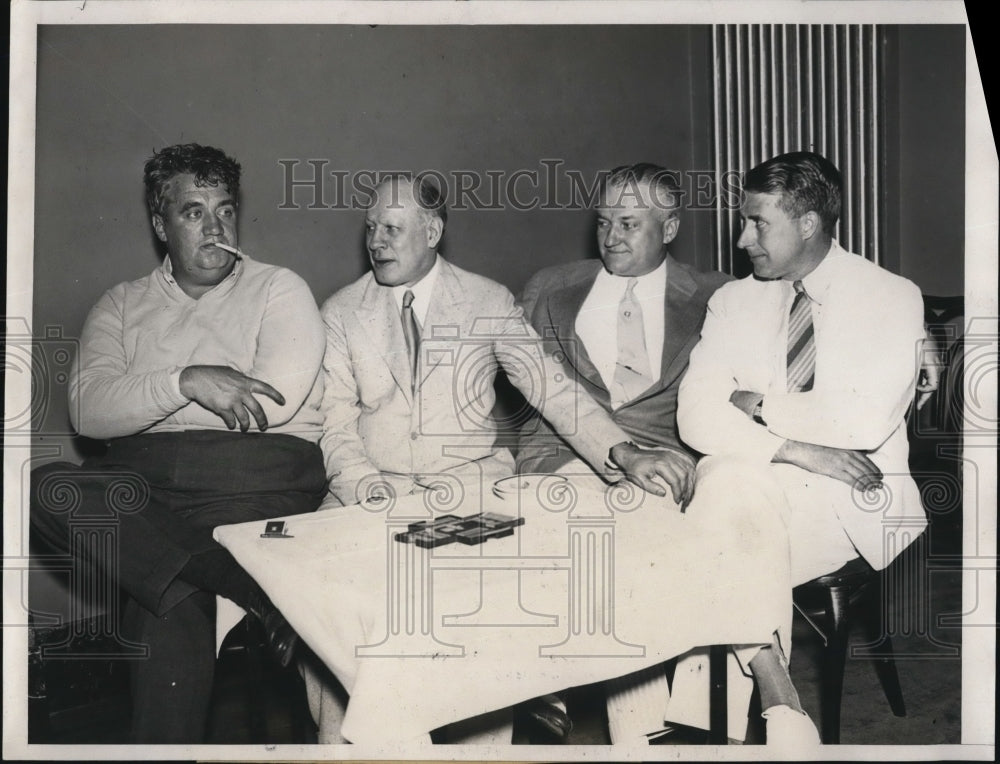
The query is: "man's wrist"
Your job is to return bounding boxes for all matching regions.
[178,366,195,399]
[606,441,638,471]
[771,439,795,464]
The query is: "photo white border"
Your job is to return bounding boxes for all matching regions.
[5,1,996,761]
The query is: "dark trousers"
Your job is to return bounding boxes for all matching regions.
[30,431,327,742]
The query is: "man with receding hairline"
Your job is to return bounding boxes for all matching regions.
[320,173,681,509]
[306,172,697,744]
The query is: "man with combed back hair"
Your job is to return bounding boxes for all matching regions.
[679,150,928,746]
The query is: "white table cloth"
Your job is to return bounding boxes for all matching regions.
[213,473,789,744]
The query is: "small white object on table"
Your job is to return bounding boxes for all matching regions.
[214,472,787,744]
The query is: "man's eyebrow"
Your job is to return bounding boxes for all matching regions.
[178,197,235,212]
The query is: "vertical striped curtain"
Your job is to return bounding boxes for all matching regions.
[712,25,884,274]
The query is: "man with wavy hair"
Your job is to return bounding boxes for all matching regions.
[30,143,327,742]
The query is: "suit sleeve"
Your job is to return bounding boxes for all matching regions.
[677,289,787,463]
[759,279,925,449]
[70,287,191,439]
[319,300,385,506]
[490,289,630,474]
[247,269,326,428]
[513,271,554,465]
[516,268,548,321]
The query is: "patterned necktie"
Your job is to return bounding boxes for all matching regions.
[786,280,816,392]
[612,277,653,407]
[401,289,420,393]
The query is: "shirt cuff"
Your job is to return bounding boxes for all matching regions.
[167,367,185,400]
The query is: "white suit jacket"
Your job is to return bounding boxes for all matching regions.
[677,242,928,570]
[320,257,630,505]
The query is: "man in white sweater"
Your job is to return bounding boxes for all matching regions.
[30,144,328,742]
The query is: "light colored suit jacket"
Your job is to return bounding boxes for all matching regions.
[517,256,731,474]
[677,242,928,569]
[320,257,630,505]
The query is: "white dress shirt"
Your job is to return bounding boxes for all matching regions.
[391,255,441,328]
[575,258,667,404]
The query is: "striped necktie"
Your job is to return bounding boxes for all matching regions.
[401,289,420,393]
[786,280,815,392]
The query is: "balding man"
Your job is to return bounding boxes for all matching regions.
[307,173,685,743]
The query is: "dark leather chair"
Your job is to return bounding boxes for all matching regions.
[791,558,906,743]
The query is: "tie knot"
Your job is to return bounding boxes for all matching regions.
[624,277,639,296]
[402,290,415,309]
[793,280,807,297]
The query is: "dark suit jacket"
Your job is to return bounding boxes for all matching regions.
[516,255,731,474]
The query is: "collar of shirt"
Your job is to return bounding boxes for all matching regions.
[794,239,845,307]
[159,252,245,297]
[391,254,440,327]
[592,256,668,303]
[577,256,668,390]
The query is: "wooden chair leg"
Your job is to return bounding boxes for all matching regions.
[859,585,907,717]
[243,617,270,740]
[871,636,907,717]
[708,644,728,744]
[820,585,851,744]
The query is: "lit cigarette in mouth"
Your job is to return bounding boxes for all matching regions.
[212,242,245,257]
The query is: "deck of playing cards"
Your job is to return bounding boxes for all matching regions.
[394,512,523,548]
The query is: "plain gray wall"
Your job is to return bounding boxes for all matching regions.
[893,25,966,295]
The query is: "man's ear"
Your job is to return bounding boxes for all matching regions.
[426,216,444,249]
[152,214,167,243]
[661,214,680,245]
[799,211,820,241]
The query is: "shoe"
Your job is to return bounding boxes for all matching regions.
[249,593,300,668]
[762,705,821,752]
[524,694,573,740]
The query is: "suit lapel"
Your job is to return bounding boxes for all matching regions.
[544,270,607,394]
[355,278,413,403]
[618,257,704,407]
[654,257,703,395]
[418,259,471,389]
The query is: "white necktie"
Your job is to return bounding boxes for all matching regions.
[612,277,653,407]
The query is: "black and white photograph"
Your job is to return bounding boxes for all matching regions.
[4,1,996,761]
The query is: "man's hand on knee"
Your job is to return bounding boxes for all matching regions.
[179,365,285,432]
[772,440,883,491]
